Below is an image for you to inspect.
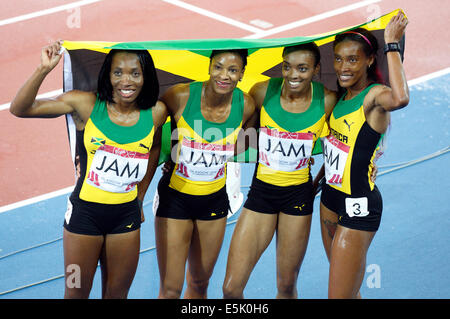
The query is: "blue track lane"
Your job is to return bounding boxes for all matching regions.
[1,74,449,298]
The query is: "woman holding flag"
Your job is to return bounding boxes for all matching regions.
[10,43,166,298]
[318,11,409,298]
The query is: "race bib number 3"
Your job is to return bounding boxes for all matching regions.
[258,127,313,172]
[323,134,350,186]
[87,144,149,193]
[176,138,234,182]
[345,197,369,217]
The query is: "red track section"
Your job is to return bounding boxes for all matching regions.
[0,0,449,206]
[0,0,69,20]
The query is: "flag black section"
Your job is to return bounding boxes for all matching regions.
[66,49,193,97]
[66,49,105,92]
[262,30,405,91]
[156,68,193,97]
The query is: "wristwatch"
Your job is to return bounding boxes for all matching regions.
[384,42,401,54]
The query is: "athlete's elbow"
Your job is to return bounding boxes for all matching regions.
[9,103,26,117]
[397,95,409,108]
[390,94,409,111]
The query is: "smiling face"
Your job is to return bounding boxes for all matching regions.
[208,52,245,94]
[109,52,144,104]
[282,50,319,94]
[333,40,374,89]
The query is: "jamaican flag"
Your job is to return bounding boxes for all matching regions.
[62,9,405,165]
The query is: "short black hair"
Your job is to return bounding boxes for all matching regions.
[97,49,159,110]
[282,42,321,67]
[209,49,248,68]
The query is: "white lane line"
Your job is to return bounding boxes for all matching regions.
[0,0,101,27]
[161,0,264,33]
[0,186,74,214]
[249,19,273,29]
[0,89,63,112]
[245,0,381,39]
[407,67,450,86]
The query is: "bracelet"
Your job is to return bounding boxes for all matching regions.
[384,42,401,54]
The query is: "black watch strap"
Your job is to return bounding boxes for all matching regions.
[384,42,401,54]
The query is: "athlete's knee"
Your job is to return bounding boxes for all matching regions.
[102,272,134,299]
[222,279,244,299]
[186,276,210,296]
[64,286,91,299]
[277,273,298,298]
[103,283,130,299]
[277,283,297,298]
[159,284,183,299]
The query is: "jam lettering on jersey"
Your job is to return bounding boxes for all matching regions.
[176,137,234,182]
[258,127,314,172]
[87,144,149,193]
[323,134,350,186]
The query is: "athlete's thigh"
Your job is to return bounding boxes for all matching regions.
[155,217,194,284]
[328,225,376,298]
[187,217,227,279]
[229,208,278,264]
[102,229,140,290]
[276,212,312,275]
[224,208,278,285]
[319,202,339,261]
[63,229,104,295]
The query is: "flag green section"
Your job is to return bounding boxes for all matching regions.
[63,9,402,52]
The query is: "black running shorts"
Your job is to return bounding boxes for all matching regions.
[321,184,383,232]
[64,196,141,236]
[155,174,230,221]
[243,176,314,216]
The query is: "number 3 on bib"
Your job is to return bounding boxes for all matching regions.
[345,197,369,217]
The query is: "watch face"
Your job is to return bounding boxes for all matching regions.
[390,43,399,49]
[384,43,400,53]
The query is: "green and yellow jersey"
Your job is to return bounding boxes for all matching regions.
[323,84,385,195]
[169,81,244,195]
[256,78,326,187]
[73,96,154,204]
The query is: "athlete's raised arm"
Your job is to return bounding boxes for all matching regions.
[369,11,410,113]
[10,41,93,126]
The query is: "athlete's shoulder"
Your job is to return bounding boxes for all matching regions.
[249,79,270,109]
[368,83,390,95]
[61,90,96,105]
[160,82,191,116]
[60,90,96,121]
[164,82,191,98]
[323,86,338,117]
[152,100,169,128]
[363,83,391,108]
[242,91,256,119]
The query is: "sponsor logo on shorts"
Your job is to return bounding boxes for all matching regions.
[210,211,225,217]
[294,203,306,212]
